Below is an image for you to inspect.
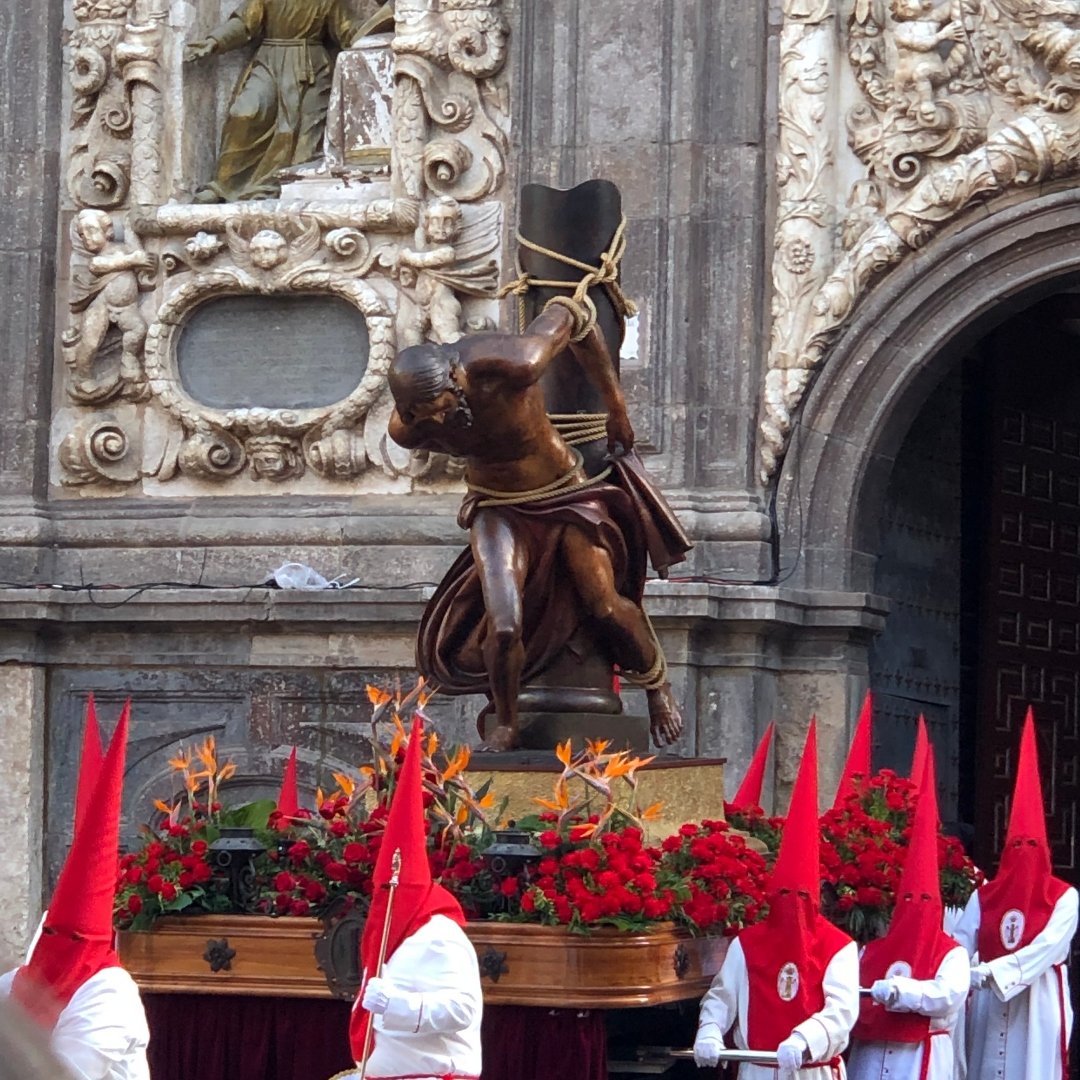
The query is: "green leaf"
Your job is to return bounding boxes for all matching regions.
[220,799,277,829]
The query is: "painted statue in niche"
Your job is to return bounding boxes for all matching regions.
[184,0,394,202]
[63,209,156,403]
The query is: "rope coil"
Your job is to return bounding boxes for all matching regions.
[497,217,637,339]
[467,448,614,508]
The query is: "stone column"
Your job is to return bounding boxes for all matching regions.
[0,666,46,969]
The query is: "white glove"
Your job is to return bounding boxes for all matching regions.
[970,963,991,990]
[361,975,392,1015]
[776,1033,808,1076]
[871,978,898,1006]
[692,1033,724,1068]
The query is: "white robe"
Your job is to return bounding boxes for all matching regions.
[347,914,483,1080]
[0,965,150,1080]
[952,887,1078,1080]
[696,936,860,1080]
[847,945,969,1080]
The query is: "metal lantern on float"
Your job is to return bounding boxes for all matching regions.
[481,825,542,910]
[208,827,267,912]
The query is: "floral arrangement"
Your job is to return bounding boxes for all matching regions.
[115,737,253,929]
[113,690,980,946]
[820,769,982,943]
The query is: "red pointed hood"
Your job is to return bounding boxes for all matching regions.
[738,720,852,1051]
[856,748,957,1043]
[349,714,465,1061]
[74,693,105,836]
[979,707,1070,961]
[728,722,774,811]
[909,714,929,784]
[833,692,872,809]
[769,720,821,904]
[276,746,300,827]
[13,700,130,1027]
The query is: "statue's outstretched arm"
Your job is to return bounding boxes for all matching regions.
[462,305,574,388]
[568,325,634,453]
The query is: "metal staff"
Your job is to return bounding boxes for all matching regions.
[671,1048,782,1065]
[357,848,403,1080]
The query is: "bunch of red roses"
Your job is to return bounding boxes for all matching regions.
[658,819,770,935]
[514,817,682,931]
[114,817,223,929]
[721,805,784,854]
[820,769,981,942]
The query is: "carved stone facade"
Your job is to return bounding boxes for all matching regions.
[52,0,508,493]
[762,0,1080,480]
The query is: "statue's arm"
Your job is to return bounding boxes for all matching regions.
[187,0,263,58]
[461,305,574,388]
[568,325,634,453]
[398,244,455,271]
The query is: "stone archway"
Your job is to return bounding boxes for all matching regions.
[777,188,1080,597]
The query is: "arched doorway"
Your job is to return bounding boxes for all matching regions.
[779,186,1080,897]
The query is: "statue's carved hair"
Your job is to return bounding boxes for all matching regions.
[389,344,458,408]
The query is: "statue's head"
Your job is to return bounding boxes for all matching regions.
[248,230,288,270]
[74,209,114,253]
[423,196,462,244]
[389,343,470,428]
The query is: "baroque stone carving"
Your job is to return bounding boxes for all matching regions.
[761,0,835,481]
[67,0,164,210]
[54,0,508,492]
[62,209,157,405]
[394,196,500,346]
[143,214,394,484]
[57,414,140,487]
[761,0,1080,481]
[390,0,511,203]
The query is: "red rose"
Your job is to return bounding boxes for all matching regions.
[274,871,295,892]
[499,877,520,898]
[161,882,178,902]
[191,840,208,856]
[329,820,349,838]
[288,841,311,862]
[290,899,311,916]
[302,879,326,902]
[147,874,165,894]
[326,861,349,882]
[539,831,560,849]
[193,861,213,883]
[126,866,143,884]
[343,842,367,865]
[178,871,194,889]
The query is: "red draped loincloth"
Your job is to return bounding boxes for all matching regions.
[416,451,691,695]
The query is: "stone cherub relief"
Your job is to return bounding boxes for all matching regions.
[184,0,394,201]
[394,197,500,348]
[761,0,1080,481]
[63,209,157,404]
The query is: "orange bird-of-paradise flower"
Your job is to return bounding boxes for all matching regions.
[639,801,665,821]
[366,684,392,707]
[426,731,439,757]
[196,736,217,771]
[441,746,471,783]
[332,771,357,799]
[585,738,612,758]
[154,799,175,815]
[167,750,192,772]
[217,762,237,783]
[555,739,573,767]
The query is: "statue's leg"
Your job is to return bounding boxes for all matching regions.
[561,525,684,747]
[470,510,529,750]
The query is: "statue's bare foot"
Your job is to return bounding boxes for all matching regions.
[480,724,517,752]
[646,683,683,747]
